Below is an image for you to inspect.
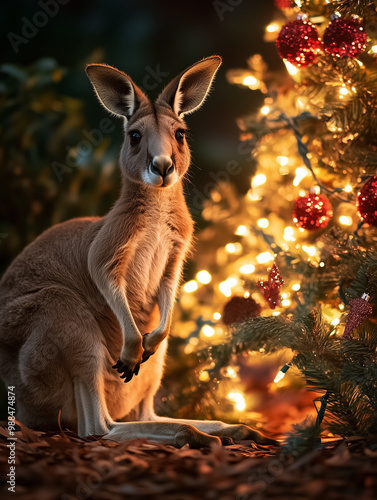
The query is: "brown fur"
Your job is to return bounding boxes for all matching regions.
[0,57,275,447]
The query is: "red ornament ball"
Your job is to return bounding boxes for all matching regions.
[323,17,367,58]
[357,176,377,226]
[276,19,321,68]
[293,192,333,230]
[274,0,293,9]
[222,296,262,325]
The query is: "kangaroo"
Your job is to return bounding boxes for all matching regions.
[0,57,274,448]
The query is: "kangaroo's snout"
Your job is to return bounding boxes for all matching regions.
[151,155,174,178]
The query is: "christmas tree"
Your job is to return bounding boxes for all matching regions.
[165,0,377,453]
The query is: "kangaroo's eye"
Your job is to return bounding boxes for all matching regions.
[129,131,142,146]
[175,129,186,144]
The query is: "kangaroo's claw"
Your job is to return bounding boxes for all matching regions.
[112,359,140,382]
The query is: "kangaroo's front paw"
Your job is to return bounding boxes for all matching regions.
[141,332,156,364]
[112,341,143,383]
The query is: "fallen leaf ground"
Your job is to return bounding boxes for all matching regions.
[1,423,377,500]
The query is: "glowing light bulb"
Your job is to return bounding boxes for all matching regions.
[252,174,267,188]
[276,156,289,167]
[228,392,246,411]
[199,371,210,382]
[243,75,260,89]
[256,251,274,264]
[235,225,248,236]
[196,270,212,284]
[284,60,299,76]
[213,312,221,320]
[225,367,236,378]
[274,363,291,383]
[339,215,352,226]
[219,278,237,297]
[331,318,340,326]
[225,242,242,254]
[282,299,291,307]
[202,325,215,337]
[261,105,270,115]
[302,245,316,257]
[344,185,353,193]
[257,218,269,228]
[291,283,301,291]
[372,45,377,54]
[293,166,308,186]
[183,280,198,293]
[239,264,255,274]
[283,226,296,242]
[266,23,279,33]
[339,87,349,96]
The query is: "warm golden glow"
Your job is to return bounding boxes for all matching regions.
[292,283,301,291]
[183,280,198,293]
[228,392,246,411]
[261,105,270,115]
[239,264,256,274]
[257,218,269,228]
[344,185,353,193]
[213,312,221,320]
[243,75,260,89]
[284,60,299,76]
[196,270,212,284]
[266,23,279,33]
[339,215,352,226]
[252,174,267,187]
[235,225,248,236]
[202,325,215,338]
[276,156,289,167]
[256,251,274,264]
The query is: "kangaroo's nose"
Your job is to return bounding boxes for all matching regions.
[151,155,174,177]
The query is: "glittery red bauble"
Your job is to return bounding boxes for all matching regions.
[276,19,321,68]
[222,296,262,325]
[323,17,367,58]
[274,0,293,8]
[343,295,372,339]
[256,263,284,310]
[357,176,377,226]
[293,193,333,230]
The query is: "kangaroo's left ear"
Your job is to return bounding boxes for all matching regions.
[157,56,222,117]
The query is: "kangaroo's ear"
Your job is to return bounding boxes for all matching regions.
[86,64,147,119]
[157,56,222,117]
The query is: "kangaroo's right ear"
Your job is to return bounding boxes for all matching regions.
[86,64,147,119]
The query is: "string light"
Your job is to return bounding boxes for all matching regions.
[261,105,270,115]
[344,185,353,193]
[284,60,299,76]
[293,166,308,186]
[228,392,246,411]
[225,242,242,254]
[257,218,269,228]
[256,251,274,264]
[276,156,289,166]
[282,299,291,307]
[330,318,340,326]
[372,45,377,54]
[274,363,291,383]
[252,174,267,187]
[224,367,237,378]
[183,280,198,293]
[266,23,280,33]
[239,264,255,274]
[235,225,248,236]
[302,245,316,257]
[283,226,296,242]
[199,371,210,382]
[219,278,237,297]
[339,215,352,226]
[292,283,301,291]
[196,270,212,284]
[243,75,260,89]
[213,312,221,320]
[202,325,215,337]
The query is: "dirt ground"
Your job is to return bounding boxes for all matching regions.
[1,422,377,500]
